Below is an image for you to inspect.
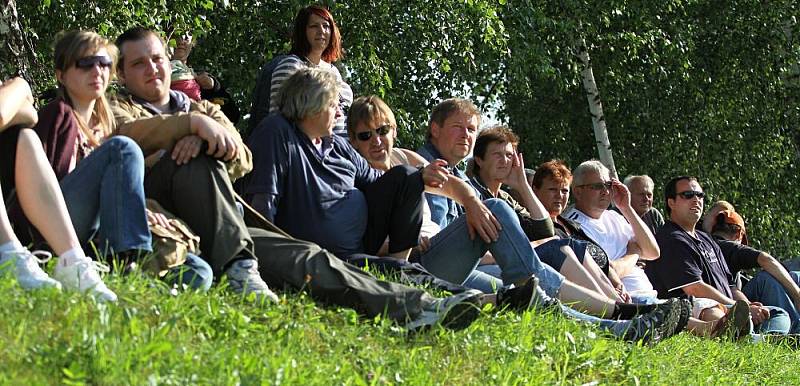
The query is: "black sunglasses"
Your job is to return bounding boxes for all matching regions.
[75,56,113,70]
[355,125,392,141]
[677,190,705,199]
[578,181,612,191]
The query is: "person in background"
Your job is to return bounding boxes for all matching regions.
[170,31,241,124]
[266,5,353,137]
[623,175,665,235]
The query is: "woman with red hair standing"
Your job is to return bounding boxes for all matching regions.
[266,5,353,137]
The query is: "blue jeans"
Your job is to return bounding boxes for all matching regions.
[164,253,213,291]
[463,269,503,293]
[420,198,565,297]
[754,306,791,334]
[60,136,150,254]
[744,271,800,333]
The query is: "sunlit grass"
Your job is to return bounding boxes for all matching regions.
[0,270,798,385]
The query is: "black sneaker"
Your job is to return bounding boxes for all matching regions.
[623,298,684,343]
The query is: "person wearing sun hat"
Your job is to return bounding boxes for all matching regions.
[712,208,800,333]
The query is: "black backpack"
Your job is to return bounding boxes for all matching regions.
[246,54,289,138]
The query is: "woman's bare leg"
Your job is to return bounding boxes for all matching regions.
[582,253,622,301]
[14,129,81,255]
[558,245,609,298]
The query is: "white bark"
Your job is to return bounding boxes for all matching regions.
[577,39,618,179]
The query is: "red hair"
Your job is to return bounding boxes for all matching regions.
[290,5,343,62]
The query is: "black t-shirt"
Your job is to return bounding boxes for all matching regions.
[645,221,734,299]
[713,236,761,275]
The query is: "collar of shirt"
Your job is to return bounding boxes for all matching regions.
[291,122,334,159]
[419,141,468,179]
[129,89,191,115]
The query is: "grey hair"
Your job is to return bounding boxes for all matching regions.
[278,67,340,122]
[572,160,610,187]
[623,175,655,191]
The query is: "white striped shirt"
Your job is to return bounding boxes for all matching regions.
[269,54,353,137]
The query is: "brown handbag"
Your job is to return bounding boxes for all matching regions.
[144,199,200,277]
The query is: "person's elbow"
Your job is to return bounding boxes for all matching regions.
[639,244,660,260]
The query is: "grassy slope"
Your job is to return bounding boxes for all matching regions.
[0,273,798,385]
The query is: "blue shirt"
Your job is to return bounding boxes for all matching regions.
[243,113,382,257]
[416,141,469,229]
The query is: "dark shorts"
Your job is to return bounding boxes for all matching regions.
[534,238,585,271]
[0,125,22,199]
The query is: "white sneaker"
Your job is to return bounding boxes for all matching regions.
[53,256,118,303]
[0,249,62,290]
[224,258,279,303]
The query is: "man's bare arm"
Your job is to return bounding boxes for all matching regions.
[611,179,660,259]
[682,282,736,305]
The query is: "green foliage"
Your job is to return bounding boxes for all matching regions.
[8,0,800,255]
[1,272,799,384]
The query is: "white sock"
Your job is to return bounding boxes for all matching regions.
[0,240,24,255]
[59,248,87,265]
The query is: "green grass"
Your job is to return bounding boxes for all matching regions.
[0,270,798,385]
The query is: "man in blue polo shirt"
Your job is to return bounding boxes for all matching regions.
[243,68,456,261]
[644,175,790,334]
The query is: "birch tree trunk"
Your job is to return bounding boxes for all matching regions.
[577,39,618,179]
[0,0,37,90]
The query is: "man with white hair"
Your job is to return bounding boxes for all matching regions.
[564,161,660,301]
[623,175,665,235]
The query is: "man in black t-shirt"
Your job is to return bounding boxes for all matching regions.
[711,209,800,333]
[644,176,791,334]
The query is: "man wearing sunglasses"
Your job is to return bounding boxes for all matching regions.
[645,176,791,334]
[564,160,661,302]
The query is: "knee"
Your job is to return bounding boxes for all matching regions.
[107,136,145,166]
[755,271,783,290]
[16,128,42,153]
[484,198,516,221]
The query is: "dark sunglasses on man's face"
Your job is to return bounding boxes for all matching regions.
[677,190,705,200]
[579,181,613,191]
[356,125,392,141]
[75,56,113,70]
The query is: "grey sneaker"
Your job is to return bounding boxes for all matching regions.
[623,298,685,343]
[0,249,62,290]
[225,258,279,303]
[53,255,117,302]
[405,290,482,331]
